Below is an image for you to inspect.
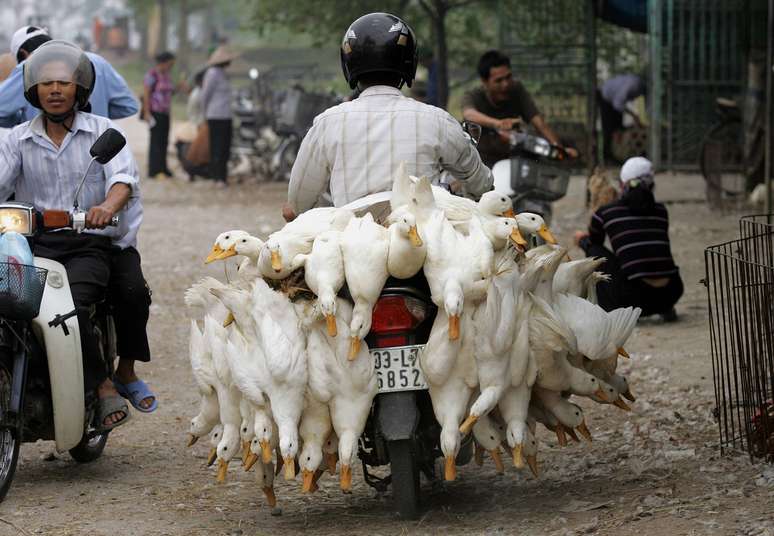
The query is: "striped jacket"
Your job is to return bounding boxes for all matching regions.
[588,200,678,280]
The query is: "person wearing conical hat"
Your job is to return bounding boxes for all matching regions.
[201,45,238,186]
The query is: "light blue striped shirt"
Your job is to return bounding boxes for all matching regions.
[0,112,142,249]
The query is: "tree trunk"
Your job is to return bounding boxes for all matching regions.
[433,1,449,109]
[177,0,190,73]
[158,0,169,53]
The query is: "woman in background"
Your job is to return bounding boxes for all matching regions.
[143,51,176,179]
[201,45,238,187]
[576,157,683,321]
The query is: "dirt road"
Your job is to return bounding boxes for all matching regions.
[0,117,772,536]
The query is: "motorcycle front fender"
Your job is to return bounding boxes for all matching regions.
[376,391,419,441]
[31,257,85,452]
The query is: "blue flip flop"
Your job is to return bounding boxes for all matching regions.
[113,378,158,413]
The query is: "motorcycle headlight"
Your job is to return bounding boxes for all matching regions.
[0,204,34,235]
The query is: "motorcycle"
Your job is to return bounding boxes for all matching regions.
[0,128,126,501]
[352,124,485,519]
[491,130,572,225]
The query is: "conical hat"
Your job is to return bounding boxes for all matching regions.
[207,45,239,66]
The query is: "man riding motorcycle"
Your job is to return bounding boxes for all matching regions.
[285,12,493,219]
[461,49,578,168]
[0,41,152,430]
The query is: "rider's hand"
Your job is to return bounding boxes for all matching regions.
[563,146,579,159]
[495,117,522,131]
[85,204,115,229]
[282,203,296,222]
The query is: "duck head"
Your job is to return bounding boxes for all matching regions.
[516,213,557,244]
[205,230,251,263]
[279,426,300,481]
[215,424,241,483]
[443,281,464,341]
[348,301,372,360]
[479,191,515,218]
[215,235,265,262]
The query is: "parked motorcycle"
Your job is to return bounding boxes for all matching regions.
[491,130,572,225]
[0,128,126,501]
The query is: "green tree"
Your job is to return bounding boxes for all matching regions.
[250,0,494,108]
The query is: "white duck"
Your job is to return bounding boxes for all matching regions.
[204,230,252,264]
[298,392,333,493]
[306,298,377,492]
[419,304,478,481]
[472,414,506,474]
[386,206,426,279]
[210,233,266,282]
[250,279,309,480]
[552,256,608,302]
[340,213,390,359]
[515,212,557,244]
[291,230,345,337]
[532,386,593,442]
[187,320,220,447]
[258,208,353,279]
[205,316,243,483]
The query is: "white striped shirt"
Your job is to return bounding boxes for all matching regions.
[0,113,142,249]
[288,85,493,213]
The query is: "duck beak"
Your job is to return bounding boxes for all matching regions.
[538,224,557,244]
[348,337,361,361]
[244,452,260,471]
[444,455,457,481]
[326,314,338,337]
[241,440,250,465]
[512,443,524,469]
[302,469,316,493]
[509,227,528,247]
[622,388,636,402]
[187,434,198,447]
[216,243,237,260]
[340,464,353,492]
[262,486,277,508]
[474,443,484,466]
[554,424,568,446]
[459,414,478,435]
[526,454,539,477]
[448,314,460,340]
[594,387,611,403]
[408,225,423,247]
[489,448,505,474]
[576,419,593,442]
[613,397,632,411]
[205,244,224,264]
[617,347,630,358]
[503,208,515,218]
[206,448,217,466]
[259,439,273,464]
[270,250,282,272]
[216,458,229,483]
[283,456,296,480]
[566,427,581,443]
[222,311,235,328]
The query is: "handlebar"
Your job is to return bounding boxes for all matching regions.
[40,209,119,233]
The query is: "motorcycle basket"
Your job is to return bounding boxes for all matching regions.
[0,262,48,321]
[509,155,570,202]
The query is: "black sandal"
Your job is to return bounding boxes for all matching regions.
[96,395,131,432]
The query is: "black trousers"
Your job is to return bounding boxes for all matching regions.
[34,233,114,394]
[148,112,171,177]
[108,247,152,362]
[580,240,684,316]
[208,119,232,182]
[597,90,623,163]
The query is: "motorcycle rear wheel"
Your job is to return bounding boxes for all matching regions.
[387,439,420,520]
[0,357,21,502]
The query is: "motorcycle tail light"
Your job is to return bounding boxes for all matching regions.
[370,295,427,335]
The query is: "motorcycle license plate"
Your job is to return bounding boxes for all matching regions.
[371,345,427,393]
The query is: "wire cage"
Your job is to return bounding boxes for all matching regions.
[705,214,774,461]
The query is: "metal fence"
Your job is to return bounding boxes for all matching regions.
[705,214,774,461]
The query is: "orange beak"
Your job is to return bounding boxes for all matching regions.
[448,314,460,340]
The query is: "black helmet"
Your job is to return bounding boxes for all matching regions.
[23,40,95,118]
[340,13,417,90]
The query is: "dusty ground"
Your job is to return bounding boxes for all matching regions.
[0,117,772,536]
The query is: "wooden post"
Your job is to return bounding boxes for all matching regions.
[648,0,663,170]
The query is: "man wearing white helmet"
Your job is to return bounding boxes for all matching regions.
[575,156,683,321]
[0,26,138,127]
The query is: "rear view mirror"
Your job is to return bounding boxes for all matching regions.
[462,121,482,145]
[89,128,126,164]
